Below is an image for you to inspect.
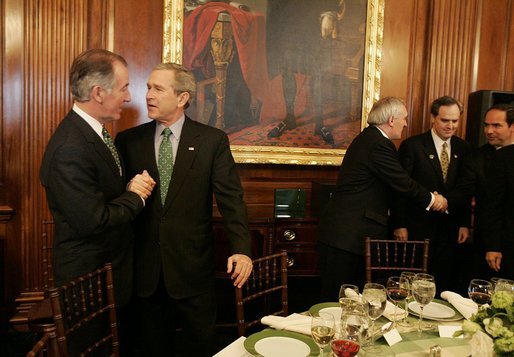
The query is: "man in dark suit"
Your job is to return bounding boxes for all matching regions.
[478,105,514,279]
[391,96,472,293]
[40,49,155,353]
[317,97,447,300]
[470,105,514,279]
[115,63,252,356]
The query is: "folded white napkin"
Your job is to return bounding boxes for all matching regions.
[260,313,312,335]
[440,291,478,320]
[382,301,406,321]
[344,288,361,300]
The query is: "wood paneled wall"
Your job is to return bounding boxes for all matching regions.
[1,0,513,322]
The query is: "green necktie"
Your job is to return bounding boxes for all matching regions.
[158,128,173,204]
[102,127,122,176]
[440,142,449,181]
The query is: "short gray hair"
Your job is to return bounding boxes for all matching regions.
[70,49,128,102]
[152,63,196,108]
[367,97,406,125]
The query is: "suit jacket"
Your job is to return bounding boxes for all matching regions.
[470,143,497,248]
[391,131,472,242]
[482,144,514,254]
[115,117,251,299]
[40,110,143,307]
[317,126,432,256]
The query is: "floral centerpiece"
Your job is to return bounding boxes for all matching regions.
[459,291,514,356]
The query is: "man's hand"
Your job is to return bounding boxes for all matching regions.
[486,251,502,272]
[128,170,156,200]
[457,227,470,244]
[393,228,408,241]
[227,254,253,288]
[431,191,448,212]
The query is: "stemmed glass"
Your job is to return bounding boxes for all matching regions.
[386,276,410,326]
[399,271,416,327]
[331,310,367,357]
[339,283,360,303]
[362,283,387,351]
[311,311,335,357]
[494,279,514,294]
[468,279,493,306]
[411,273,436,335]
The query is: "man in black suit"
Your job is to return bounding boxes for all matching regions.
[40,49,156,353]
[478,105,514,279]
[471,105,514,279]
[116,63,252,356]
[391,96,472,293]
[317,97,447,299]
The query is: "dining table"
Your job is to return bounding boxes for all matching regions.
[215,297,473,357]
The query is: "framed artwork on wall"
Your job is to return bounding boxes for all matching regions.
[163,0,384,165]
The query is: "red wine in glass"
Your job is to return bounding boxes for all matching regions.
[331,339,360,357]
[388,288,409,302]
[469,291,491,305]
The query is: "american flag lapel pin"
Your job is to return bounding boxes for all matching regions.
[429,154,435,159]
[188,147,195,151]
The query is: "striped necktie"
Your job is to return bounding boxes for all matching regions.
[158,128,173,205]
[102,127,122,176]
[440,142,449,181]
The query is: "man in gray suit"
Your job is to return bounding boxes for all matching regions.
[40,49,155,354]
[317,97,447,300]
[116,63,252,356]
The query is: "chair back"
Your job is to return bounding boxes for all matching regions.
[26,324,59,357]
[48,263,119,356]
[235,252,288,336]
[42,219,55,290]
[364,238,430,284]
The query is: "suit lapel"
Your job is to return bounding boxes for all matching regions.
[445,136,462,186]
[72,112,123,181]
[421,132,445,184]
[162,117,199,213]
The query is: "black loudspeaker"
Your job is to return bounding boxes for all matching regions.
[466,90,514,148]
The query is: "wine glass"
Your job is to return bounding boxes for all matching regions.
[362,283,387,351]
[468,279,493,306]
[411,273,436,335]
[399,271,416,327]
[494,278,514,294]
[339,283,360,303]
[331,311,367,357]
[311,311,335,357]
[386,276,410,326]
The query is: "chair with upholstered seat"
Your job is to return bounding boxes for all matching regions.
[235,251,288,336]
[48,263,119,356]
[364,237,430,284]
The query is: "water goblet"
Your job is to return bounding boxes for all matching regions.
[362,283,387,352]
[468,279,493,306]
[339,283,360,303]
[411,273,436,335]
[399,271,416,327]
[494,278,514,294]
[386,276,410,326]
[311,311,335,357]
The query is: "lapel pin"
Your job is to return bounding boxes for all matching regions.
[429,154,435,159]
[454,154,458,158]
[188,147,195,151]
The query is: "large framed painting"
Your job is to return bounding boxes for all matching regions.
[163,0,384,165]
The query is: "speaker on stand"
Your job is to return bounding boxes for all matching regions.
[466,90,514,148]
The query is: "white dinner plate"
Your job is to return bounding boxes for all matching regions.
[254,336,310,357]
[408,301,455,319]
[319,306,342,322]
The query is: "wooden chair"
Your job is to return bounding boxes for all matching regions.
[235,251,288,336]
[26,324,59,357]
[48,263,120,356]
[364,238,430,284]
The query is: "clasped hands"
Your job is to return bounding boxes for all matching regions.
[430,191,448,212]
[128,170,156,200]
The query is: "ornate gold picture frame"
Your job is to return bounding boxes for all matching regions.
[163,0,384,165]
